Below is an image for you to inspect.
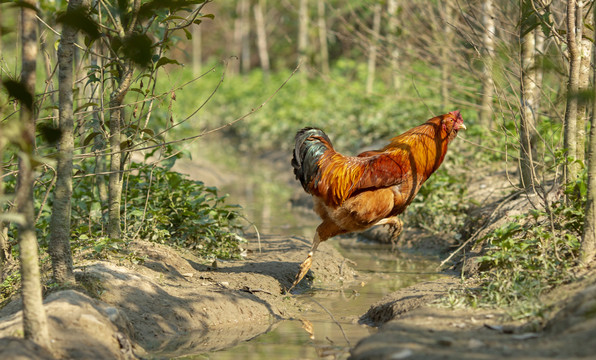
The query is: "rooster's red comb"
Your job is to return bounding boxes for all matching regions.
[449,110,463,121]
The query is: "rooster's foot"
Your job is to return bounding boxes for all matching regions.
[288,252,313,292]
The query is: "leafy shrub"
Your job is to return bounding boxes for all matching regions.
[123,163,246,259]
[405,167,469,235]
[2,157,246,261]
[464,175,585,319]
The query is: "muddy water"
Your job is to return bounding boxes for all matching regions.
[180,146,442,359]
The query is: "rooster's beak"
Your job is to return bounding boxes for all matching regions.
[458,124,467,131]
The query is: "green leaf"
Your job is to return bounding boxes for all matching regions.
[83,132,102,146]
[120,140,133,150]
[183,28,192,40]
[160,15,186,22]
[141,128,155,137]
[155,56,182,70]
[75,102,99,113]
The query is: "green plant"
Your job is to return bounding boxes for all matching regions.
[0,272,21,303]
[467,196,582,319]
[1,153,247,262]
[124,163,247,259]
[405,167,469,235]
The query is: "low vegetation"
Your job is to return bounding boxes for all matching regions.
[441,167,586,320]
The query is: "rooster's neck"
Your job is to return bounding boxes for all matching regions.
[384,121,450,181]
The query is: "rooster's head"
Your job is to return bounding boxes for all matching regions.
[442,110,466,140]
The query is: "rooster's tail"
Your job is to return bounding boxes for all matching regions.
[291,127,334,193]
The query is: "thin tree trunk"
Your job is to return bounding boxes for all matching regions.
[254,0,270,74]
[107,1,140,240]
[479,0,495,128]
[317,0,329,76]
[107,66,133,240]
[297,0,309,72]
[49,0,84,285]
[387,0,400,91]
[520,23,537,191]
[192,16,202,74]
[92,43,108,207]
[239,0,251,73]
[0,5,3,59]
[441,3,454,109]
[232,2,243,74]
[564,0,581,183]
[17,0,51,348]
[582,2,596,264]
[0,138,11,279]
[366,4,381,95]
[534,29,545,116]
[577,6,592,165]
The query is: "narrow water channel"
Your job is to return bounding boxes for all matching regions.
[176,144,443,359]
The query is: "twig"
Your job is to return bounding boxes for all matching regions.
[240,215,261,253]
[309,298,351,347]
[35,166,57,223]
[131,165,156,240]
[437,190,523,271]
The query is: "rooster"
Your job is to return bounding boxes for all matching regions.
[289,111,466,291]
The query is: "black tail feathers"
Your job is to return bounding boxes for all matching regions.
[291,127,333,192]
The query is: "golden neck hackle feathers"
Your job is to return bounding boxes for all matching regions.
[382,116,451,179]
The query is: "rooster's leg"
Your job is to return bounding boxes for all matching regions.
[374,216,403,249]
[288,232,321,292]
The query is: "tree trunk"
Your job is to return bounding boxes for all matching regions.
[297,0,309,73]
[441,2,454,109]
[107,64,133,240]
[366,4,381,95]
[253,0,270,74]
[479,0,495,128]
[577,6,592,165]
[387,0,400,91]
[192,15,202,74]
[317,0,329,76]
[239,0,251,73]
[534,29,545,116]
[564,0,581,183]
[581,3,596,265]
[17,0,51,348]
[0,138,11,279]
[232,2,243,74]
[49,0,84,285]
[0,4,3,59]
[519,23,537,191]
[91,43,108,207]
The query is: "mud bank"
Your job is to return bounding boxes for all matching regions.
[0,235,356,359]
